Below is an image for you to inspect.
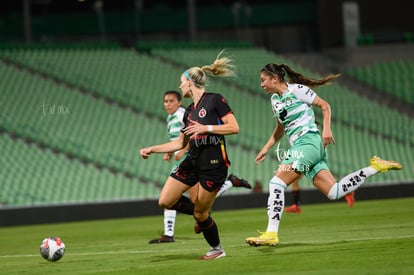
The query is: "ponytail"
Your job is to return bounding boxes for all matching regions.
[184,50,236,88]
[262,63,340,88]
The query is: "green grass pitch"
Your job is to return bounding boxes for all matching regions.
[0,197,413,274]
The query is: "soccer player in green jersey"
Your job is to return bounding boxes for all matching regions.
[148,90,190,244]
[246,63,402,246]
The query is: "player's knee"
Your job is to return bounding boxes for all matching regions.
[326,193,338,200]
[158,198,172,209]
[325,183,340,200]
[193,210,208,222]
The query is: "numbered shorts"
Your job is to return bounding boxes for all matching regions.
[281,131,329,180]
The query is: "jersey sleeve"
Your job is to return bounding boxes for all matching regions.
[214,93,233,119]
[176,107,185,122]
[180,105,192,133]
[294,84,317,105]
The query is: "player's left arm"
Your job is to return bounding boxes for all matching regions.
[312,96,335,146]
[174,142,189,161]
[184,114,239,136]
[210,113,240,135]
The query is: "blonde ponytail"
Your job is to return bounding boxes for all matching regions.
[185,50,235,88]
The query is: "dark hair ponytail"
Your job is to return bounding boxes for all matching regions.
[262,63,341,88]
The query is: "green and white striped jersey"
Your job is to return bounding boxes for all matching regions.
[167,106,185,141]
[271,83,318,145]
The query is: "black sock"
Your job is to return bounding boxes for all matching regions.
[199,216,220,247]
[171,196,194,215]
[293,190,300,206]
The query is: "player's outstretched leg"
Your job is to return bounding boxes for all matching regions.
[227,174,252,189]
[216,174,252,197]
[327,156,402,200]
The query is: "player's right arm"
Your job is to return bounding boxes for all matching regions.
[140,132,189,159]
[312,95,335,146]
[255,119,284,165]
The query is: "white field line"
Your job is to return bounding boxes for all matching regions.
[1,235,413,259]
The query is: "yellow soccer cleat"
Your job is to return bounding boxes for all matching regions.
[369,156,402,173]
[245,231,279,247]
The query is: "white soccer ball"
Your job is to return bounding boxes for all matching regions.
[39,237,65,262]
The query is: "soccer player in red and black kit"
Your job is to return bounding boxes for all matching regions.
[140,51,239,260]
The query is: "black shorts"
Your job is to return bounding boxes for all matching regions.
[170,156,228,193]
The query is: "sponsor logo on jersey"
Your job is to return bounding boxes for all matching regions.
[198,107,207,118]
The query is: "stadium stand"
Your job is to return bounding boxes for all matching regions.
[0,47,177,119]
[0,43,413,208]
[0,61,169,205]
[0,134,161,206]
[346,60,414,105]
